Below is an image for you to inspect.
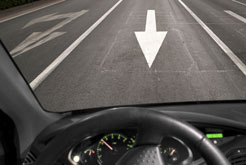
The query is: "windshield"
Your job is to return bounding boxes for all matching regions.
[0,0,245,112]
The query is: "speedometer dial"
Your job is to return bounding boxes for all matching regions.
[96,133,134,165]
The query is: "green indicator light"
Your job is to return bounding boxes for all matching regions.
[130,138,135,143]
[206,133,223,139]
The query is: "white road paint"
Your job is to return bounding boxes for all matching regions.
[30,0,123,90]
[11,10,88,57]
[179,0,246,76]
[23,13,57,29]
[224,10,246,24]
[232,0,246,7]
[16,32,66,56]
[0,0,65,23]
[135,10,168,68]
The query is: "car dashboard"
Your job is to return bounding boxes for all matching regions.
[56,126,246,165]
[23,103,246,165]
[61,129,192,165]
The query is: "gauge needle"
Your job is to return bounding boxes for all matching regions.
[101,139,113,151]
[89,150,95,156]
[170,149,175,156]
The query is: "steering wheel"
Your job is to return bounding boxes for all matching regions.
[34,108,230,165]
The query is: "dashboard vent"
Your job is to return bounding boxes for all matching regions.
[22,151,37,165]
[227,148,246,165]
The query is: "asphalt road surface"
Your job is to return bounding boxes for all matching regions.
[0,0,246,112]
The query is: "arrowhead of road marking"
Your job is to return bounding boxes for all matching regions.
[135,31,167,68]
[23,13,57,29]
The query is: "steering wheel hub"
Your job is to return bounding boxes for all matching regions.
[116,145,164,165]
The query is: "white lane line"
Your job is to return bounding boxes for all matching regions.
[224,10,246,24]
[0,0,65,23]
[30,0,123,90]
[232,0,246,7]
[178,0,246,76]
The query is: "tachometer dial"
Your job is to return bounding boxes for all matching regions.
[97,133,134,164]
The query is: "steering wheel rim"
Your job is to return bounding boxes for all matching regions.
[34,108,230,165]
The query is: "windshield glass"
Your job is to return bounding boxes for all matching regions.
[0,0,245,112]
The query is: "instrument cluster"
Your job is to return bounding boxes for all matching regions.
[67,129,192,165]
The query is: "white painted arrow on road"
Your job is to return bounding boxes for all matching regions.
[11,10,88,57]
[135,10,167,68]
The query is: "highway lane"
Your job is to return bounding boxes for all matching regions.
[182,0,246,63]
[0,0,246,112]
[0,0,120,82]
